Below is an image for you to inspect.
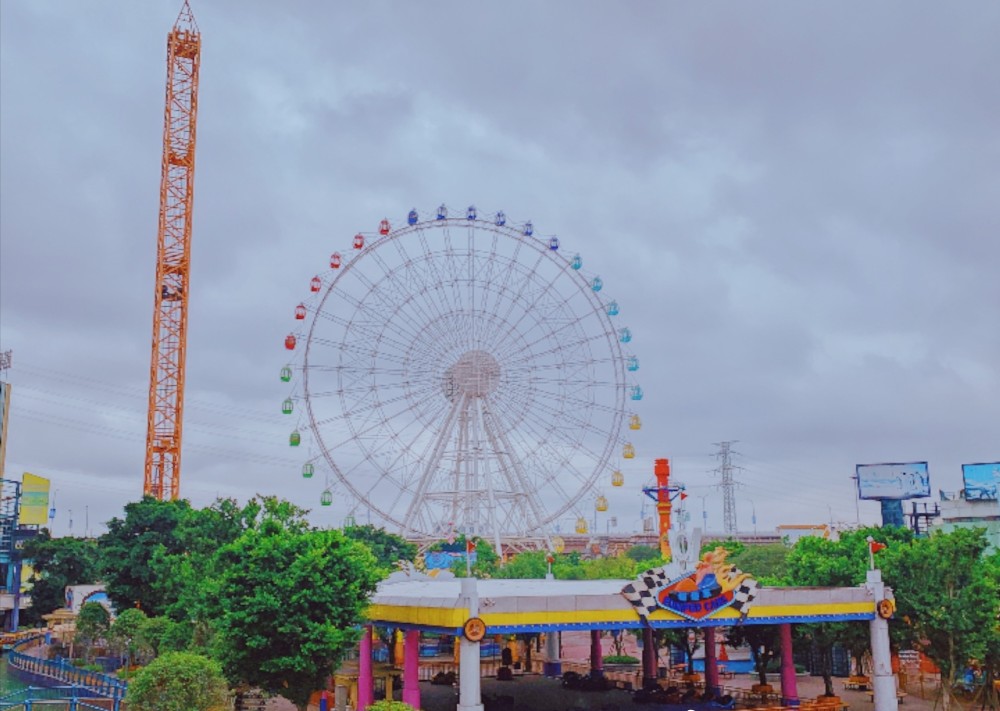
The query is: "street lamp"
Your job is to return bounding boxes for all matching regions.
[747,499,757,537]
[698,495,709,533]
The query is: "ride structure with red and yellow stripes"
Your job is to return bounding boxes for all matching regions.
[144,1,201,500]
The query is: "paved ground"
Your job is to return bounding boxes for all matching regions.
[269,671,954,711]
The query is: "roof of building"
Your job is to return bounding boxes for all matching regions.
[367,576,880,634]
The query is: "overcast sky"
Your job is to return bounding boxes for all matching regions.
[1,1,998,539]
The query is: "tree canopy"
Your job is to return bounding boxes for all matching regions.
[20,530,101,624]
[881,527,999,710]
[212,517,382,711]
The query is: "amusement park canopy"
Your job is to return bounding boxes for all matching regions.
[366,578,884,636]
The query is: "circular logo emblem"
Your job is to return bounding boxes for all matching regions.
[877,599,894,619]
[463,617,487,642]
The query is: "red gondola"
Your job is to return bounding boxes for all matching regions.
[310,276,321,292]
[330,252,342,268]
[353,233,365,249]
[294,303,306,320]
[379,219,390,235]
[285,334,297,350]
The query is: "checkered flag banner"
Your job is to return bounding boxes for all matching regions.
[621,565,671,621]
[730,577,759,618]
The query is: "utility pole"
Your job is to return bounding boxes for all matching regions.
[713,441,741,536]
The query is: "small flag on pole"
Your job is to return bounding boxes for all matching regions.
[869,540,887,554]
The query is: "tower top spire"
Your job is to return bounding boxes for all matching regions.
[174,0,199,34]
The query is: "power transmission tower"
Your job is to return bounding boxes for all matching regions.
[144,1,201,501]
[713,441,742,536]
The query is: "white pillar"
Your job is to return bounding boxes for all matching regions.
[458,577,484,711]
[866,569,899,711]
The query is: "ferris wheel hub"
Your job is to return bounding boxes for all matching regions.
[443,349,501,399]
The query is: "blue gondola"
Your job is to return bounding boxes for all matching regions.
[407,209,418,225]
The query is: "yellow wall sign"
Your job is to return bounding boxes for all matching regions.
[19,472,50,525]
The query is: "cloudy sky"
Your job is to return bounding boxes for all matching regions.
[1,1,997,539]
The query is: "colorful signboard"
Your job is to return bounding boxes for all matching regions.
[622,547,758,622]
[856,462,930,500]
[962,462,1000,501]
[19,473,50,526]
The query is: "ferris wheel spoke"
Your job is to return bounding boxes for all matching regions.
[315,380,440,427]
[488,397,603,520]
[503,329,612,371]
[483,404,580,525]
[493,244,548,338]
[500,299,609,364]
[499,381,622,441]
[490,385,615,470]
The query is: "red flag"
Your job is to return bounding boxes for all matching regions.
[680,492,688,500]
[869,541,887,554]
[466,538,476,555]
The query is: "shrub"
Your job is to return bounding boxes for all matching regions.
[125,652,229,711]
[603,654,641,664]
[366,702,418,711]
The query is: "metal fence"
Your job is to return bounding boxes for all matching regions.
[0,685,121,711]
[4,637,125,711]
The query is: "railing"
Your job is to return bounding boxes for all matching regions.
[0,685,121,710]
[5,636,125,710]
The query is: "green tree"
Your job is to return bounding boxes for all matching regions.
[20,530,101,625]
[141,616,190,656]
[660,628,700,675]
[728,543,790,584]
[579,554,638,580]
[625,545,663,565]
[784,526,914,694]
[212,518,382,711]
[74,601,111,661]
[727,625,781,688]
[448,536,500,578]
[343,524,417,571]
[881,528,1000,711]
[109,608,149,668]
[493,550,550,579]
[99,497,192,616]
[125,651,229,711]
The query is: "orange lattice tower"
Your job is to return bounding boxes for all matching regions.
[144,1,201,500]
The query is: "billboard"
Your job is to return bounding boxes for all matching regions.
[856,462,930,500]
[19,473,50,525]
[962,462,1000,501]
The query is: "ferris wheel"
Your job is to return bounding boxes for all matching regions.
[281,205,643,548]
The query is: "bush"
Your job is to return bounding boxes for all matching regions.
[603,654,640,664]
[366,702,418,711]
[125,652,229,711]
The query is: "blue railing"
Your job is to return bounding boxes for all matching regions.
[4,636,125,709]
[0,684,118,710]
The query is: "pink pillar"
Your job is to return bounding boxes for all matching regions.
[642,627,658,687]
[358,624,374,710]
[402,629,421,708]
[780,623,799,706]
[590,630,604,677]
[704,627,719,692]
